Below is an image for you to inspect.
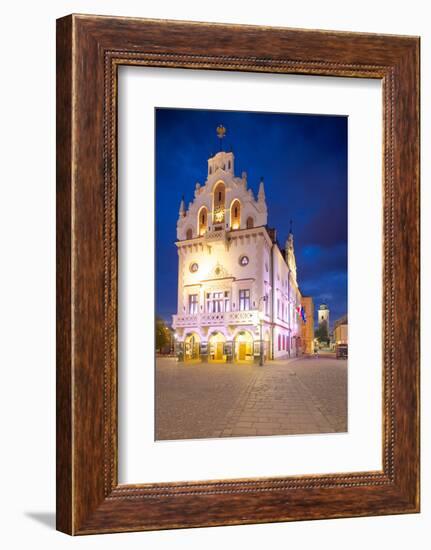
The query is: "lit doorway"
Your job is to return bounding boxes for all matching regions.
[263,330,271,361]
[208,331,226,362]
[184,332,200,361]
[234,331,254,363]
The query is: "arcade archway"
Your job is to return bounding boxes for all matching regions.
[184,332,200,361]
[234,330,254,362]
[208,331,226,362]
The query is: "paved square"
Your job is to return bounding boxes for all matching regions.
[155,355,347,440]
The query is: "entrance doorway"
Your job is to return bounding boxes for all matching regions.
[234,331,254,362]
[208,332,226,362]
[184,332,200,361]
[264,330,271,360]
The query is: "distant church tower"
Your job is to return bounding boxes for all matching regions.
[318,304,330,333]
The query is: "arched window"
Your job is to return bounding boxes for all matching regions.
[213,181,225,224]
[198,206,208,236]
[230,199,241,230]
[186,228,193,240]
[246,216,254,229]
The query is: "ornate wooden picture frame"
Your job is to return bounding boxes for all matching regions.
[56,14,420,535]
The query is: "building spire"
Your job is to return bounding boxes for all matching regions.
[286,218,297,281]
[178,195,185,217]
[258,177,266,202]
[287,219,294,248]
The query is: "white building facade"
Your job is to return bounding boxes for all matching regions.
[172,146,303,363]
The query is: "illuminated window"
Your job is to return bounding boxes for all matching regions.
[206,291,229,313]
[189,294,198,314]
[198,207,208,235]
[213,182,225,223]
[230,199,241,229]
[224,291,230,312]
[239,289,250,311]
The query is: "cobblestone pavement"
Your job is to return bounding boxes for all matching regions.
[155,355,347,440]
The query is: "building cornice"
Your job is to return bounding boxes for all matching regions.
[175,224,274,248]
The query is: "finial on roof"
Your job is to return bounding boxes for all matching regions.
[216,124,226,139]
[216,124,226,152]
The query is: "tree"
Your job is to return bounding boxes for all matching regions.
[315,322,329,344]
[156,316,171,352]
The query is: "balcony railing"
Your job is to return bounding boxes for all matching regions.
[173,310,259,329]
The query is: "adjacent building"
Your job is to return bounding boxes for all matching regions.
[172,130,310,363]
[300,296,315,354]
[333,315,348,346]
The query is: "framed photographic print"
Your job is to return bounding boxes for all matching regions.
[56,14,420,535]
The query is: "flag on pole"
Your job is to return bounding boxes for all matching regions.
[296,305,307,323]
[301,306,307,323]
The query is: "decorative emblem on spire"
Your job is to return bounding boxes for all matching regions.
[216,124,226,139]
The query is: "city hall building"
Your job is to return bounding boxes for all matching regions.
[172,130,309,363]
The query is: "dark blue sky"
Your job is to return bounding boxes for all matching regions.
[155,108,347,328]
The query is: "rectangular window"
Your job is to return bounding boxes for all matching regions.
[239,289,250,311]
[206,291,229,313]
[278,334,281,351]
[224,291,230,312]
[189,294,198,315]
[214,291,223,312]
